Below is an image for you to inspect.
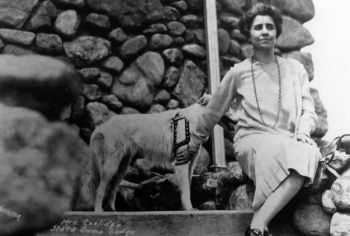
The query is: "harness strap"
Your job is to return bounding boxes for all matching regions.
[171,112,191,164]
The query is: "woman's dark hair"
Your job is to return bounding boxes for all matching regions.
[238,3,283,39]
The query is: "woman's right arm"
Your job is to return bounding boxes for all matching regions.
[188,68,237,152]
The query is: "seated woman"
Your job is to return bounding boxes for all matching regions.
[176,3,321,236]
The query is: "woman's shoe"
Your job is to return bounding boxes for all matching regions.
[245,227,263,236]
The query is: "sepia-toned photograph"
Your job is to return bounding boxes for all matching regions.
[0,0,349,235]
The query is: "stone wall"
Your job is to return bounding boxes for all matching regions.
[1,0,345,235]
[0,0,328,141]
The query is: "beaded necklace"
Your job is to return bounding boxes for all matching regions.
[250,56,281,128]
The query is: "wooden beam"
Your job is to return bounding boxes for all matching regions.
[39,211,301,236]
[204,0,227,170]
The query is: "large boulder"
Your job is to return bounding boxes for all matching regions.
[271,0,315,23]
[276,16,314,50]
[0,55,82,120]
[0,105,90,235]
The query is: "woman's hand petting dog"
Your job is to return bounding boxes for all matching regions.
[175,145,195,165]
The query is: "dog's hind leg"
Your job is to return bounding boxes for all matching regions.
[94,172,111,212]
[91,134,129,212]
[174,163,194,210]
[106,142,134,211]
[90,133,109,212]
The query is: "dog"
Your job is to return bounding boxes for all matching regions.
[89,100,235,212]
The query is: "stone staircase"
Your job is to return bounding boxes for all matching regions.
[38,210,301,236]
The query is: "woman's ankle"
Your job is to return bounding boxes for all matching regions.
[250,221,265,233]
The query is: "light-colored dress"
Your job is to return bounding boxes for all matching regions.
[190,56,321,209]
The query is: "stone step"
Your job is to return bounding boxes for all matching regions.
[38,210,301,236]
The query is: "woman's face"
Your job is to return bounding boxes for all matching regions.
[249,15,277,50]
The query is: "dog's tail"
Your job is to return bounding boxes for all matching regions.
[90,132,105,172]
[71,146,99,211]
[90,132,108,211]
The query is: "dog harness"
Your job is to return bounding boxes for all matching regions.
[171,112,191,164]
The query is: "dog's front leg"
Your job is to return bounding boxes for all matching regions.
[174,163,194,210]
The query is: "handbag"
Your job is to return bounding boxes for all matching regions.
[311,134,350,192]
[321,134,350,176]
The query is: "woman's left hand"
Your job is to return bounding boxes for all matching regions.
[296,132,317,147]
[175,145,193,165]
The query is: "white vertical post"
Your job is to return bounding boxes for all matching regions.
[204,0,227,170]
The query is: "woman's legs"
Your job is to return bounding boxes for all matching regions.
[250,170,306,231]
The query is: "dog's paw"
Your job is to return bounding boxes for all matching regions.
[183,207,198,211]
[94,208,104,213]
